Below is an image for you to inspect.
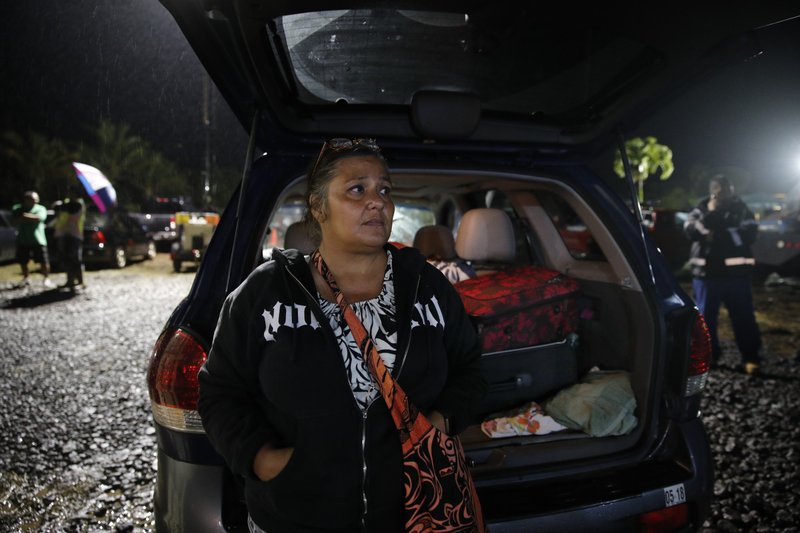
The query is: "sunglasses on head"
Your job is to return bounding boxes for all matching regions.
[310,137,381,178]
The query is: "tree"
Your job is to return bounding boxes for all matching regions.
[77,120,189,209]
[1,129,77,205]
[613,136,674,204]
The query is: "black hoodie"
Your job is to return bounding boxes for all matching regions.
[684,195,758,279]
[198,245,485,532]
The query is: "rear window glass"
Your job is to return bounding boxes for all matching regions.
[262,203,435,256]
[85,212,106,229]
[537,191,606,261]
[271,9,648,117]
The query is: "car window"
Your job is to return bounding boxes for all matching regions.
[123,215,145,236]
[263,204,306,254]
[271,9,648,116]
[389,204,435,245]
[85,212,105,229]
[111,214,129,233]
[536,190,606,261]
[261,202,436,257]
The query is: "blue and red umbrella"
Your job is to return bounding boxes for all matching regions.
[72,162,117,213]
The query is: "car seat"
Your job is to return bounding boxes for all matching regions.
[283,220,315,255]
[413,224,476,283]
[455,208,516,274]
[413,225,458,260]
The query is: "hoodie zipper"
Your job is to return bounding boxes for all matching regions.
[284,260,374,530]
[394,273,421,381]
[360,407,370,531]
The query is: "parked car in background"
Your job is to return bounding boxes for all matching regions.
[749,186,800,277]
[0,209,17,264]
[752,208,800,277]
[145,3,798,532]
[139,197,196,252]
[83,209,156,269]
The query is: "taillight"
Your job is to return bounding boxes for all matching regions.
[684,311,711,397]
[92,230,106,244]
[636,503,689,532]
[146,327,207,433]
[169,215,176,230]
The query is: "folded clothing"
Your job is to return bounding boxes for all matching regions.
[481,401,568,438]
[543,369,637,437]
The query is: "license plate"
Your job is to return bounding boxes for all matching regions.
[663,483,686,507]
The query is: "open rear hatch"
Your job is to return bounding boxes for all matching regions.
[158,1,797,153]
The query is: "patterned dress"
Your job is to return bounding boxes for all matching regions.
[318,252,398,411]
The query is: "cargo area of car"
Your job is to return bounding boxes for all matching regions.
[460,277,654,470]
[390,171,658,474]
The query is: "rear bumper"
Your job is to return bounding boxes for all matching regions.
[154,448,228,533]
[153,230,178,243]
[83,245,113,264]
[153,418,711,532]
[483,418,712,532]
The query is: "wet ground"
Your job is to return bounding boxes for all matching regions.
[0,256,798,531]
[0,255,193,532]
[692,273,800,532]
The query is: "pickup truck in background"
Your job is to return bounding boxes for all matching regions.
[138,197,196,252]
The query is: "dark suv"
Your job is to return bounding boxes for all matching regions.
[146,3,798,531]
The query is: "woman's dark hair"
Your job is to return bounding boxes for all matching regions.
[302,139,388,244]
[709,174,734,197]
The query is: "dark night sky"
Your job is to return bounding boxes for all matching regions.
[1,2,799,197]
[635,16,800,197]
[0,0,247,172]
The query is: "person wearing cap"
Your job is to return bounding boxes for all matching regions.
[684,174,762,375]
[11,190,54,288]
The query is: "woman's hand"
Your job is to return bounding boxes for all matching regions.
[253,444,294,482]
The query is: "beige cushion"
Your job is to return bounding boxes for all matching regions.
[283,221,315,254]
[455,208,515,262]
[413,225,457,260]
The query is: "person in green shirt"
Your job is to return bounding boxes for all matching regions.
[11,190,54,288]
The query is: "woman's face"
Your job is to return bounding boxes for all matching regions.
[315,155,394,253]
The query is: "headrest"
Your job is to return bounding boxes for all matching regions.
[283,221,315,254]
[455,208,515,262]
[413,225,456,260]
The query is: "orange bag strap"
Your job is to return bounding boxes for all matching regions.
[311,250,430,453]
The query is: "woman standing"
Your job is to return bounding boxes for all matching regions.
[198,138,486,532]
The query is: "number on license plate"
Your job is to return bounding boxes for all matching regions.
[663,483,686,507]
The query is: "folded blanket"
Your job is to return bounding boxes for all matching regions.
[481,401,568,438]
[543,369,637,437]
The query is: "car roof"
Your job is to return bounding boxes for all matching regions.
[160,1,799,156]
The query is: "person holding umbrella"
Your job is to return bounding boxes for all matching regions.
[53,185,87,290]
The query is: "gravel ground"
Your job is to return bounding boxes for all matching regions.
[0,256,798,532]
[0,256,193,532]
[697,275,800,533]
